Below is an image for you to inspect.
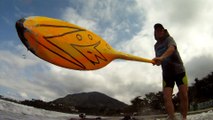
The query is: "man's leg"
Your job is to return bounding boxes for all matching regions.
[178,84,188,120]
[163,87,175,119]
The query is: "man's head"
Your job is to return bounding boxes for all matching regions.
[154,23,165,40]
[154,23,164,30]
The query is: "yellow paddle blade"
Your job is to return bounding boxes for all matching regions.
[16,16,154,70]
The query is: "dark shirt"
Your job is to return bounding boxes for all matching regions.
[154,36,185,76]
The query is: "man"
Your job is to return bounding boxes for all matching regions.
[152,23,188,120]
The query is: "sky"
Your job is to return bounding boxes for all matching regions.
[0,0,213,104]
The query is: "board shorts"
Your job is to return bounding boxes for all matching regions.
[163,72,188,88]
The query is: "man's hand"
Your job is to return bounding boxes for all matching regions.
[152,56,164,66]
[153,45,175,66]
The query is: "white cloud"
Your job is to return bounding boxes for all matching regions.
[61,7,97,31]
[136,0,213,82]
[1,0,213,104]
[61,0,143,46]
[32,0,213,103]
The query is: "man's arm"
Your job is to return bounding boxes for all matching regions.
[153,45,175,66]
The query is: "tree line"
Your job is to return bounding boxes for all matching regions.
[128,72,213,115]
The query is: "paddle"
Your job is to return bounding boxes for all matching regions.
[16,16,154,70]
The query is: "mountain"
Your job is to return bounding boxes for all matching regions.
[50,91,128,115]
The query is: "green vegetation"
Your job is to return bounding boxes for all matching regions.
[128,72,213,115]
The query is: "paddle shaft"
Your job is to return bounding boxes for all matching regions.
[116,51,155,64]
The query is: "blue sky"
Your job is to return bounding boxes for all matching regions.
[0,0,69,46]
[1,0,213,104]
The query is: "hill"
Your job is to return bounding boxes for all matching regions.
[50,91,128,115]
[51,91,127,109]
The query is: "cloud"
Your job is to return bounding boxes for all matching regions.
[0,44,53,100]
[1,0,213,105]
[185,55,213,82]
[61,7,97,31]
[136,0,213,82]
[46,60,161,104]
[26,0,213,103]
[52,0,161,103]
[61,0,143,47]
